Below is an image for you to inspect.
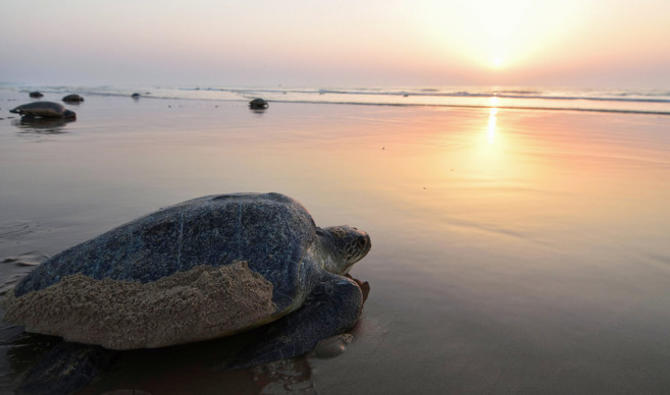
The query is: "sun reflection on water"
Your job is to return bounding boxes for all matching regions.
[487,107,498,144]
[468,101,510,183]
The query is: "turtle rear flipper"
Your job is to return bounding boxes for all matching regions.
[230,273,364,369]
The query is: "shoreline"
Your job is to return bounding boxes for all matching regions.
[3,85,670,117]
[271,99,670,116]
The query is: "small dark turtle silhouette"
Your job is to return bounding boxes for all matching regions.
[131,92,141,99]
[10,102,76,120]
[249,98,269,110]
[62,94,84,103]
[29,91,43,98]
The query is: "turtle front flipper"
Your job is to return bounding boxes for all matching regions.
[17,341,118,395]
[230,273,364,369]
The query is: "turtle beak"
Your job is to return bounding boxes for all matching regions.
[344,227,371,269]
[356,231,372,262]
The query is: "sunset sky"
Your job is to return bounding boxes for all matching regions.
[2,0,669,87]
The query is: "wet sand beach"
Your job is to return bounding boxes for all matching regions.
[1,90,670,393]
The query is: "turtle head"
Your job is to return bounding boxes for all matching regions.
[318,226,371,274]
[63,110,76,120]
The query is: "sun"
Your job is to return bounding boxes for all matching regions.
[491,57,504,69]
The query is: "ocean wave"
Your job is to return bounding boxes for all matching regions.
[268,99,670,116]
[495,89,541,95]
[175,87,670,104]
[6,84,670,116]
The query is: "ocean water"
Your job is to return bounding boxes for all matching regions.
[2,83,670,115]
[1,86,670,393]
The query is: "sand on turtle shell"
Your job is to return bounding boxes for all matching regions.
[3,260,276,350]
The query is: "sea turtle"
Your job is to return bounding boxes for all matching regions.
[249,98,269,110]
[131,92,141,99]
[62,94,84,103]
[5,193,370,364]
[29,91,43,98]
[10,101,76,120]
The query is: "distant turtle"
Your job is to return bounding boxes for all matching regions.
[131,92,141,99]
[5,193,370,364]
[29,91,43,98]
[249,98,269,110]
[62,94,84,103]
[10,101,76,120]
